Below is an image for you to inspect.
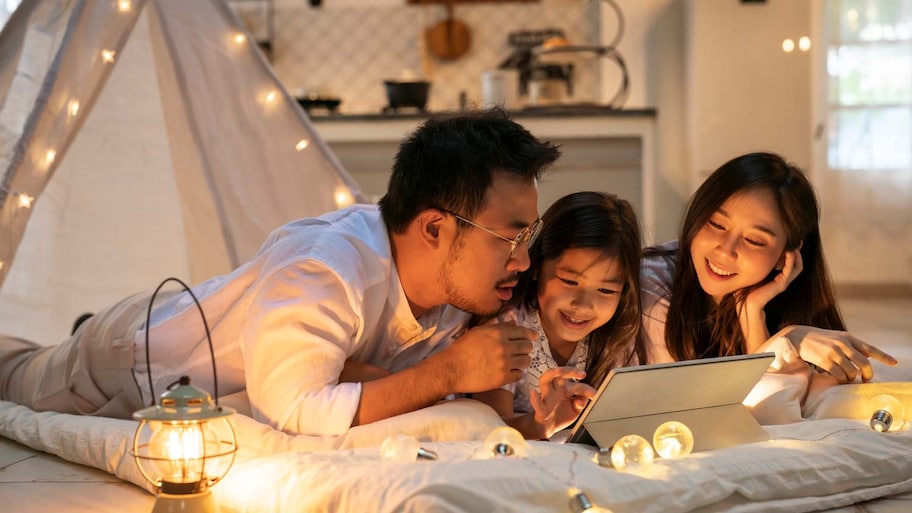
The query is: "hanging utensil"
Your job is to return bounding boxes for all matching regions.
[425,0,470,61]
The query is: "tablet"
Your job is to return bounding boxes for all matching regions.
[564,352,775,452]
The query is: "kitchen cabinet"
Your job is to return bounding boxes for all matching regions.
[311,108,658,242]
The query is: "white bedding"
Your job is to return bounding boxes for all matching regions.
[2,366,912,513]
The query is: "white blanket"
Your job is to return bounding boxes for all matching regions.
[1,382,912,513]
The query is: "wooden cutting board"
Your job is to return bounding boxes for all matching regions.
[425,0,470,61]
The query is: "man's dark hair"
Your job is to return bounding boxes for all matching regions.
[379,109,560,233]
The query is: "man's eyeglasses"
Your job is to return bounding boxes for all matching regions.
[444,210,543,260]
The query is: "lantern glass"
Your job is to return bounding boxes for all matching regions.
[133,416,236,493]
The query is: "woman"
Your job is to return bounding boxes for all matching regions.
[642,152,896,384]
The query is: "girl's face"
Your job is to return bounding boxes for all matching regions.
[536,247,625,349]
[689,187,788,303]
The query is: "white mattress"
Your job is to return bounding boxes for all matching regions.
[2,375,912,513]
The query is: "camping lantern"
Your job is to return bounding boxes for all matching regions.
[132,277,237,513]
[133,376,236,513]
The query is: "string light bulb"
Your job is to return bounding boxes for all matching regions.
[869,394,905,432]
[101,49,116,63]
[295,139,309,151]
[45,149,56,165]
[652,421,694,459]
[117,0,132,12]
[379,433,436,461]
[610,434,654,471]
[233,33,245,45]
[68,100,80,118]
[569,489,612,513]
[17,193,34,209]
[482,426,526,458]
[264,91,277,103]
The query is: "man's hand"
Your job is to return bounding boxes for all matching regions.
[437,322,536,393]
[777,325,898,383]
[529,367,596,439]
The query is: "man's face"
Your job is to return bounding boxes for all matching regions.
[438,173,540,316]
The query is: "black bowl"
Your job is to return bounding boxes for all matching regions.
[384,80,431,109]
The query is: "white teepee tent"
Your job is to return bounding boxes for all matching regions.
[0,0,364,344]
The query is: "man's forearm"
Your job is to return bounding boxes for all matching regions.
[352,355,454,426]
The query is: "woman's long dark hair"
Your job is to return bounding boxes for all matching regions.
[511,191,646,388]
[654,152,845,361]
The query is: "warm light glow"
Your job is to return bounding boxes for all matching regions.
[610,434,654,470]
[17,193,34,209]
[0,261,4,271]
[652,421,694,459]
[101,49,116,63]
[45,149,56,165]
[782,39,795,53]
[68,100,80,117]
[233,33,246,44]
[117,0,132,12]
[798,36,811,52]
[334,187,355,209]
[847,9,858,22]
[295,138,310,151]
[265,91,277,103]
[147,422,208,484]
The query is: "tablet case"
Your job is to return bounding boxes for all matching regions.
[565,352,775,452]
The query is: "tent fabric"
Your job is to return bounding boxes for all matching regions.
[0,0,364,344]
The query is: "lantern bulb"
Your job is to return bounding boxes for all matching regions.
[870,394,905,432]
[652,421,694,458]
[483,426,527,458]
[610,434,654,471]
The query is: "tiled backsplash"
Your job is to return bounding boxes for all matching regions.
[263,0,601,114]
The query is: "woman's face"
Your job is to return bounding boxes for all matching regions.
[536,248,625,349]
[689,187,788,304]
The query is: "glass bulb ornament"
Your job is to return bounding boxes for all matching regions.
[381,434,420,462]
[652,421,694,459]
[610,434,654,471]
[593,447,612,468]
[133,376,237,513]
[569,490,613,513]
[869,394,905,432]
[483,426,527,458]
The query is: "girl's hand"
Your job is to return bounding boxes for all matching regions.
[743,247,804,312]
[777,325,898,383]
[529,367,597,439]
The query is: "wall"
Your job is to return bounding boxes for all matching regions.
[266,0,601,113]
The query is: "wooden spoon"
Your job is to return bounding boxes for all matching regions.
[425,0,470,61]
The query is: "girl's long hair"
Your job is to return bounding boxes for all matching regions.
[654,152,845,360]
[512,191,646,388]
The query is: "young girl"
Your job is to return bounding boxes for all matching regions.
[641,152,896,383]
[474,191,647,439]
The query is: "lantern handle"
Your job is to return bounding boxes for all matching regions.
[144,277,219,407]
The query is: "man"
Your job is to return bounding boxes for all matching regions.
[0,109,561,436]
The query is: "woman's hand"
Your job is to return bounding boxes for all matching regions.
[776,325,897,383]
[744,247,804,313]
[529,367,597,439]
[739,248,803,353]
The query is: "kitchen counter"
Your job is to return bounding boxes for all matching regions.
[310,107,658,242]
